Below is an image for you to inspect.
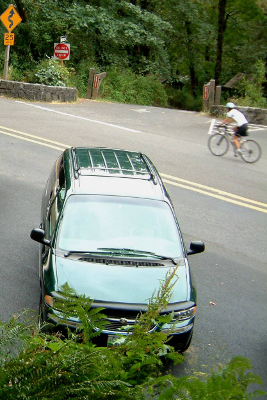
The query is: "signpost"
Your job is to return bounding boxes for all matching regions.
[0,4,22,80]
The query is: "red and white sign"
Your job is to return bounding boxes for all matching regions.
[54,43,70,60]
[203,84,209,100]
[93,75,99,89]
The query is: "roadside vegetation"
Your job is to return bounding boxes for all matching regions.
[0,0,267,109]
[0,270,266,399]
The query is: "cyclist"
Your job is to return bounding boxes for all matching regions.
[221,102,249,155]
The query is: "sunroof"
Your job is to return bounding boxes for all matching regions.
[73,148,152,178]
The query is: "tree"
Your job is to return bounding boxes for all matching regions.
[0,0,266,106]
[215,0,227,84]
[8,0,171,77]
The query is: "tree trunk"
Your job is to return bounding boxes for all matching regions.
[185,20,198,95]
[215,0,227,84]
[14,0,28,21]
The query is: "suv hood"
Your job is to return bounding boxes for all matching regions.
[54,256,189,304]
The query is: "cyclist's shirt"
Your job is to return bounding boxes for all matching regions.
[227,109,248,126]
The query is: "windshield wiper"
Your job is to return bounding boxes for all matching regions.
[64,250,109,258]
[97,248,178,265]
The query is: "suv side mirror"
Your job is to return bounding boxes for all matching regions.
[187,241,205,256]
[30,228,51,247]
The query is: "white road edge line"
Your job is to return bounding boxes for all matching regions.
[15,101,142,133]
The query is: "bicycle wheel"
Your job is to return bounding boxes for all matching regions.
[240,140,262,163]
[208,133,229,156]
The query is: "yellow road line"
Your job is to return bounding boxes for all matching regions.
[0,129,66,151]
[0,125,69,148]
[160,173,267,209]
[162,178,267,214]
[1,125,266,214]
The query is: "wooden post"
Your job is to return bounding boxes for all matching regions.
[87,68,95,99]
[3,44,10,80]
[215,85,221,105]
[209,79,216,108]
[92,72,106,100]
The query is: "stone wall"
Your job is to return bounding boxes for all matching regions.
[0,79,77,102]
[211,105,267,125]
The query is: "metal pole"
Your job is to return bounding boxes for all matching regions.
[3,44,10,80]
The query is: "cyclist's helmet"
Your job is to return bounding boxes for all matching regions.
[226,102,236,109]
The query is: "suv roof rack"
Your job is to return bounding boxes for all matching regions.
[71,148,157,183]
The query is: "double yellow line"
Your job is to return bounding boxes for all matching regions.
[1,125,267,214]
[0,125,67,151]
[161,173,267,214]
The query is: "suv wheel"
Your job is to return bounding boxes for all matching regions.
[167,330,193,353]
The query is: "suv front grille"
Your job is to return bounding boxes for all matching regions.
[100,308,157,334]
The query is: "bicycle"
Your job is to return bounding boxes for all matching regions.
[208,124,262,163]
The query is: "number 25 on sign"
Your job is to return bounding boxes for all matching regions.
[4,33,14,45]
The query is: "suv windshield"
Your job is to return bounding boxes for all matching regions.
[57,195,183,258]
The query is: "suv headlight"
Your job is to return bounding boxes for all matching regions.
[173,306,196,321]
[45,292,81,325]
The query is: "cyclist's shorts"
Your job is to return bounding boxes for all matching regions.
[236,123,248,136]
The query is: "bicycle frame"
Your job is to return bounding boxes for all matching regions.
[215,125,237,152]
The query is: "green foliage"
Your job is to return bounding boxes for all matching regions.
[27,58,74,87]
[50,282,108,342]
[1,0,267,108]
[100,67,168,106]
[0,268,266,399]
[72,60,100,98]
[0,268,182,399]
[233,60,267,108]
[149,357,267,400]
[166,85,203,111]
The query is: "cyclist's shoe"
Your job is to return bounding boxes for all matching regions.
[234,149,242,157]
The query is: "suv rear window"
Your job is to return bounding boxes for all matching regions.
[57,195,183,258]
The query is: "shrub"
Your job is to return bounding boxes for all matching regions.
[234,60,267,108]
[69,60,100,98]
[100,67,168,107]
[0,270,266,399]
[29,58,74,87]
[165,85,203,111]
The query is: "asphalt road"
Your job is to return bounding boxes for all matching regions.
[0,97,267,391]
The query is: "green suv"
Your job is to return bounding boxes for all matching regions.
[31,147,204,351]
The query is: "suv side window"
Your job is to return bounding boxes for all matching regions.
[43,155,66,240]
[58,158,66,207]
